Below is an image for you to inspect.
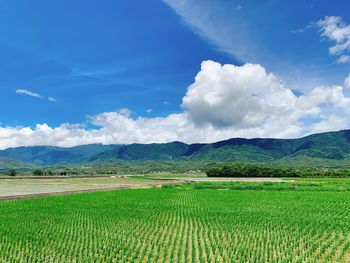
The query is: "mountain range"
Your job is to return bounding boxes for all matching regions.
[1,129,350,168]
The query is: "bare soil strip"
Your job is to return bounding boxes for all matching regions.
[0,176,286,201]
[0,184,152,201]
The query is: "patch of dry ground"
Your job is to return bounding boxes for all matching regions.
[0,177,170,200]
[0,176,288,200]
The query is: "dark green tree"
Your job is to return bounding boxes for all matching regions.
[32,169,44,176]
[7,169,17,177]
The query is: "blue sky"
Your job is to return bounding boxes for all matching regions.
[1,0,350,148]
[0,0,236,127]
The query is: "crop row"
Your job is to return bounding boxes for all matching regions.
[0,188,349,262]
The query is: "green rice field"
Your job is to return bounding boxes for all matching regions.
[0,179,350,262]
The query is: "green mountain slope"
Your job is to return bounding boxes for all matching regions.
[0,157,32,170]
[188,130,350,162]
[91,142,189,161]
[1,129,350,167]
[0,144,118,166]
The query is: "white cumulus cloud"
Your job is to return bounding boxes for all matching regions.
[182,61,296,128]
[345,74,350,89]
[2,61,350,149]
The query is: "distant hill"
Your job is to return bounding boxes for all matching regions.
[1,130,350,167]
[0,144,117,166]
[91,142,189,162]
[0,157,32,170]
[187,130,350,162]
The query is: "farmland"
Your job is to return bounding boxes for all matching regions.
[0,176,165,199]
[0,178,350,262]
[0,174,283,199]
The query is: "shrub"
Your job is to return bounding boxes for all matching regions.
[32,169,44,176]
[7,169,17,177]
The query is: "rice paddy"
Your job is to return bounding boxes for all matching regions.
[0,179,349,262]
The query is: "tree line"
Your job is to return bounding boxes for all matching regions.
[206,163,350,177]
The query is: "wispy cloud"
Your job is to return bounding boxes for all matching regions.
[291,23,314,34]
[337,55,350,64]
[16,89,57,102]
[162,0,253,62]
[317,16,350,64]
[234,5,243,11]
[16,89,43,99]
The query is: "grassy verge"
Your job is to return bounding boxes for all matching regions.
[162,177,350,192]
